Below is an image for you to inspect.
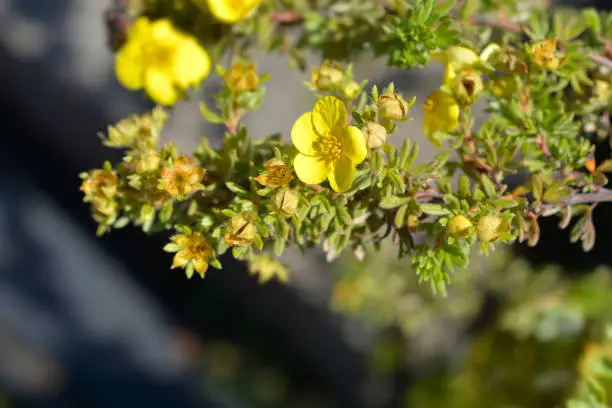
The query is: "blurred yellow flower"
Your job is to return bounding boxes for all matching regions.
[531,38,566,70]
[225,62,259,92]
[448,215,473,239]
[291,96,367,192]
[170,233,214,278]
[206,0,261,23]
[115,18,211,105]
[422,90,460,146]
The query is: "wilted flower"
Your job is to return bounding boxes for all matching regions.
[291,96,367,192]
[160,155,205,198]
[341,81,361,100]
[115,18,211,105]
[81,168,118,202]
[476,214,510,243]
[377,93,409,120]
[448,215,473,238]
[168,233,215,278]
[362,122,387,149]
[206,0,261,23]
[451,69,484,106]
[271,189,298,217]
[247,253,289,284]
[311,60,344,91]
[225,62,259,92]
[224,215,256,246]
[255,159,292,188]
[135,150,161,174]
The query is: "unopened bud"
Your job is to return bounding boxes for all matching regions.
[271,189,298,217]
[448,215,473,239]
[311,60,344,91]
[377,93,409,120]
[362,122,387,149]
[476,214,510,244]
[135,150,161,174]
[341,81,361,100]
[225,62,259,93]
[224,215,256,247]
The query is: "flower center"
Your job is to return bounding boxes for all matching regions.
[144,42,173,69]
[315,134,343,162]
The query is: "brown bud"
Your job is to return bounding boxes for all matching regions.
[377,93,409,120]
[225,62,259,93]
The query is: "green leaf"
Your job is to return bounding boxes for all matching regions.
[225,182,249,195]
[200,102,225,124]
[420,203,451,216]
[543,181,573,204]
[163,243,182,253]
[380,196,411,209]
[480,174,498,198]
[406,142,420,171]
[582,8,601,35]
[395,204,409,229]
[493,198,519,209]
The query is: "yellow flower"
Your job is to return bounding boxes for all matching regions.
[115,18,211,106]
[160,155,205,198]
[255,159,292,188]
[225,62,259,92]
[531,38,566,70]
[422,90,460,146]
[291,96,367,192]
[206,0,261,23]
[170,233,215,278]
[448,215,473,238]
[450,69,484,106]
[432,44,499,86]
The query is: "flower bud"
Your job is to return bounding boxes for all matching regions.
[490,76,517,98]
[225,62,259,93]
[406,214,419,232]
[271,189,298,217]
[341,81,361,100]
[451,69,484,106]
[255,159,292,188]
[448,215,473,239]
[106,118,139,147]
[362,122,387,149]
[311,60,344,91]
[224,215,256,247]
[377,93,409,120]
[476,214,510,244]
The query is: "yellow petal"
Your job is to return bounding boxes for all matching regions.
[128,17,151,40]
[445,46,479,68]
[312,96,347,137]
[343,126,367,164]
[293,153,331,185]
[442,65,457,87]
[173,38,211,88]
[192,258,209,277]
[115,42,145,90]
[145,69,179,106]
[206,0,260,23]
[171,250,190,269]
[150,18,182,45]
[423,90,460,139]
[328,156,355,192]
[291,112,318,155]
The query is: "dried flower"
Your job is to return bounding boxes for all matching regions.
[271,189,298,217]
[362,122,388,149]
[81,169,118,202]
[531,38,566,71]
[160,155,205,198]
[450,69,484,106]
[476,214,510,244]
[224,215,256,246]
[311,60,344,91]
[377,93,409,120]
[168,233,215,278]
[225,62,259,92]
[255,159,292,188]
[448,215,473,238]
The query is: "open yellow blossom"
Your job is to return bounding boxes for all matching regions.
[206,0,261,23]
[423,90,460,146]
[291,96,367,192]
[170,233,214,278]
[432,44,500,85]
[115,18,211,106]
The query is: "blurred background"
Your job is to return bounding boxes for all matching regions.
[1,0,612,407]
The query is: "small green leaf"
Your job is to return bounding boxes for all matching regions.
[380,196,411,209]
[395,204,409,229]
[420,203,451,216]
[200,102,225,124]
[480,174,498,198]
[493,198,519,209]
[225,181,249,195]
